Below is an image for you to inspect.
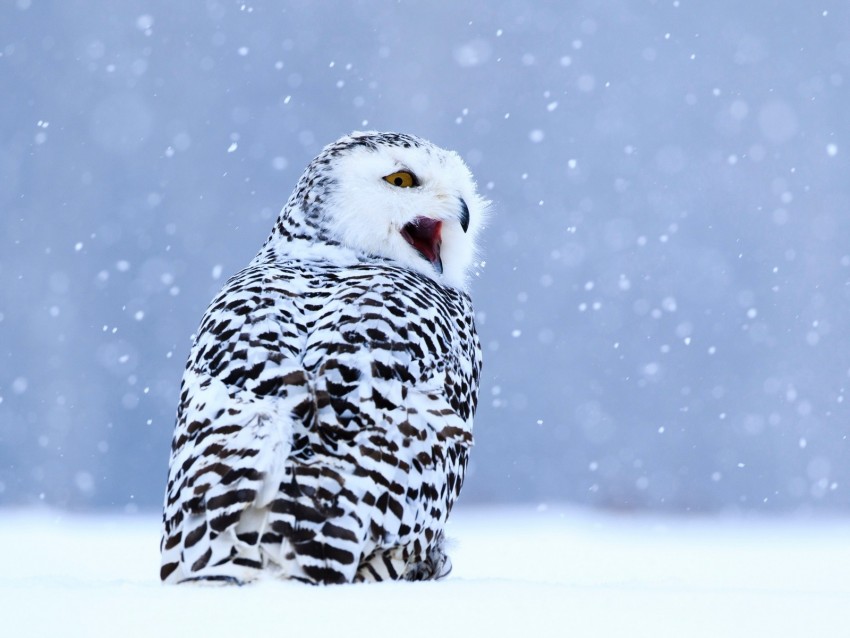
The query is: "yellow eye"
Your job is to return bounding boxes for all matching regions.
[383,171,418,188]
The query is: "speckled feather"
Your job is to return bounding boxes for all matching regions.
[161,132,486,584]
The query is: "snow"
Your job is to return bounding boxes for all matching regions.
[3,506,848,637]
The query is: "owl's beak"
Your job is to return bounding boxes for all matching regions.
[459,197,469,232]
[459,198,470,233]
[401,217,443,274]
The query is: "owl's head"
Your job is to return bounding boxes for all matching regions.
[271,131,489,290]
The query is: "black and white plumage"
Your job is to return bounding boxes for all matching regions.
[160,131,488,585]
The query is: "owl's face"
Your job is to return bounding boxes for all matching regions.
[301,132,488,290]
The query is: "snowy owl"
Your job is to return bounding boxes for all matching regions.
[160,131,487,584]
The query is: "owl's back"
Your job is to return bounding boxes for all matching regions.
[160,257,481,584]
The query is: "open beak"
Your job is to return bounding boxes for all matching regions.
[400,199,469,274]
[401,217,443,274]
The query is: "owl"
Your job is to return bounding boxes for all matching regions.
[160,131,488,585]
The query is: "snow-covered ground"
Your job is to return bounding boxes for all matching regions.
[3,506,848,637]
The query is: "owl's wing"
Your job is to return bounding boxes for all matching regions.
[160,268,313,582]
[358,372,475,581]
[300,269,482,580]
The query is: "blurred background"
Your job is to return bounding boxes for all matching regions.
[2,0,849,515]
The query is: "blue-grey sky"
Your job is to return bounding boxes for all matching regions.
[2,0,849,512]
